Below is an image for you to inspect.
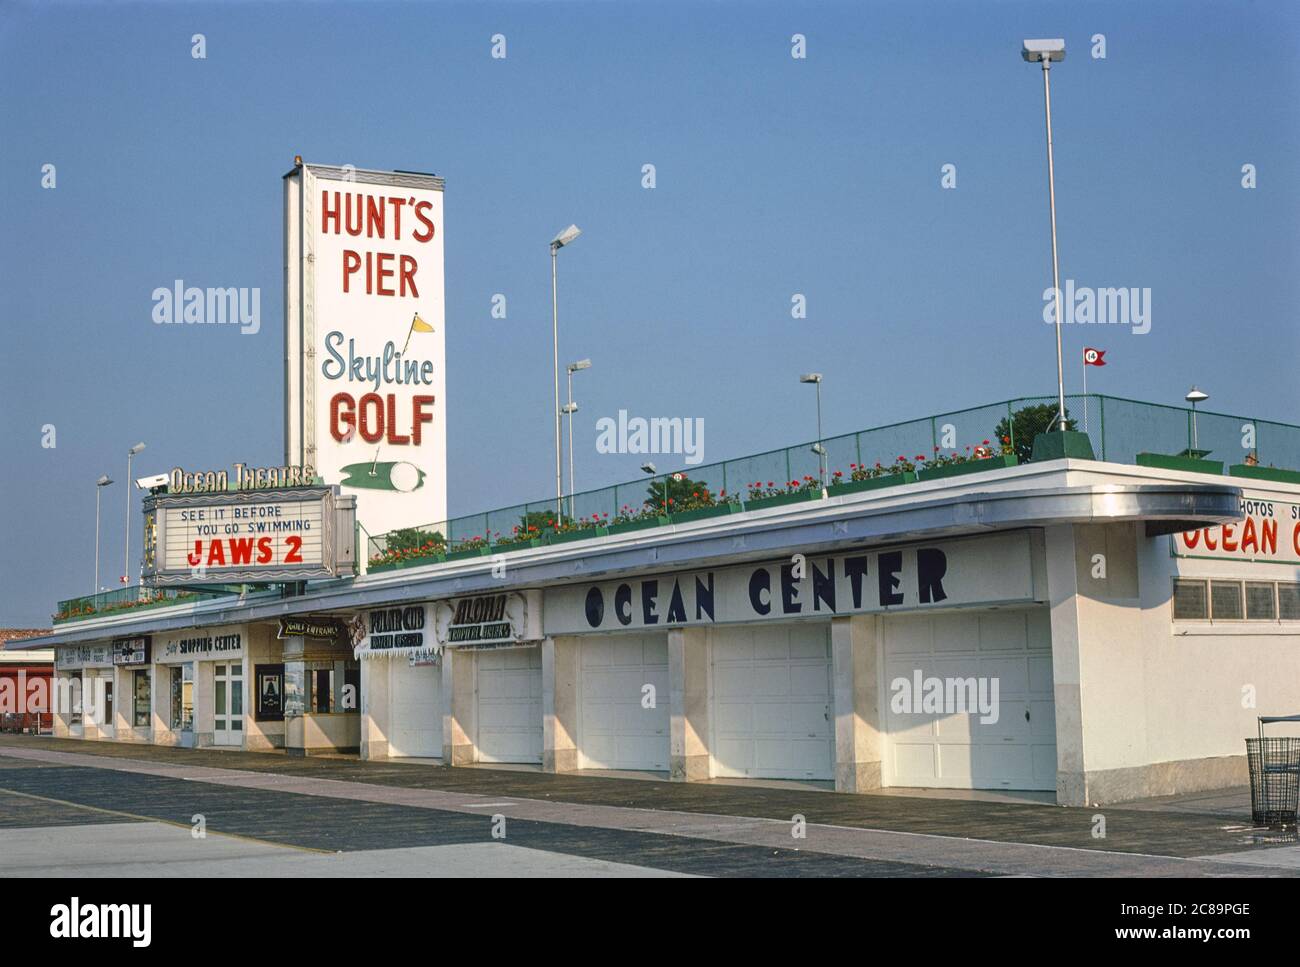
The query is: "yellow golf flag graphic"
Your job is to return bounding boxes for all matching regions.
[367,311,438,482]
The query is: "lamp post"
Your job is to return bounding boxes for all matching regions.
[1186,386,1209,452]
[1022,38,1068,433]
[800,373,826,491]
[564,358,591,519]
[124,442,145,584]
[94,475,113,596]
[550,224,582,518]
[641,462,665,516]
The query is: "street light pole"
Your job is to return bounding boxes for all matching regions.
[1186,386,1209,452]
[800,373,826,490]
[94,475,113,596]
[566,370,575,518]
[564,359,592,519]
[124,442,145,584]
[549,225,582,519]
[551,246,561,517]
[1023,39,1068,432]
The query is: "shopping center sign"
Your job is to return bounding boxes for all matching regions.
[284,161,447,537]
[141,485,356,585]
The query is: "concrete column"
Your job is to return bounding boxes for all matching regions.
[442,648,477,765]
[831,614,884,793]
[82,671,104,741]
[152,663,175,745]
[360,656,391,760]
[194,661,216,747]
[112,666,130,738]
[52,671,74,737]
[542,636,580,773]
[1043,523,1087,806]
[669,627,711,781]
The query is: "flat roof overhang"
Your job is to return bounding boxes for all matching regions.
[16,460,1243,650]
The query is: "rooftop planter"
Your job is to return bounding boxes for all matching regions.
[368,553,445,575]
[670,501,743,523]
[1228,464,1300,484]
[745,488,823,509]
[444,542,493,561]
[489,535,547,554]
[917,453,1018,481]
[549,524,610,544]
[743,476,824,510]
[607,514,671,535]
[829,471,917,495]
[1136,453,1224,476]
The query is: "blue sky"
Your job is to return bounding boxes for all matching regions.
[2,0,1298,626]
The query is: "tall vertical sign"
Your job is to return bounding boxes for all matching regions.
[284,162,447,537]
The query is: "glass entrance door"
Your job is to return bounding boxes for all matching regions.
[213,663,244,746]
[100,678,114,737]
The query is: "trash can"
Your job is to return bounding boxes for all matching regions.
[1246,716,1300,827]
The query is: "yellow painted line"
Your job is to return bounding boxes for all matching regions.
[0,785,336,855]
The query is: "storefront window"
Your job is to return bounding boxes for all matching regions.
[312,669,333,713]
[283,663,305,718]
[170,665,194,731]
[133,669,151,727]
[343,666,360,713]
[69,674,83,726]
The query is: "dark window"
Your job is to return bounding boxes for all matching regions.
[343,668,360,714]
[313,669,332,713]
[1173,579,1208,620]
[1210,581,1244,621]
[1279,584,1300,621]
[1246,582,1277,621]
[133,670,151,727]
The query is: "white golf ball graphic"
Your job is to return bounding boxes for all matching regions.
[389,461,421,493]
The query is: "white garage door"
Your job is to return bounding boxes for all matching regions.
[579,634,670,771]
[883,609,1056,791]
[710,623,833,780]
[388,659,442,759]
[476,647,543,764]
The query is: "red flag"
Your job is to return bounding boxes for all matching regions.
[1083,347,1106,366]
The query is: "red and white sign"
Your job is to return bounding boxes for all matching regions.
[161,497,325,572]
[284,162,447,537]
[1083,347,1106,366]
[1174,497,1300,565]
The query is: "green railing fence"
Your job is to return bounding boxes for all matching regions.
[54,585,244,624]
[367,393,1300,563]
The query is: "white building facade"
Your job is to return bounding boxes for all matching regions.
[22,458,1300,806]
